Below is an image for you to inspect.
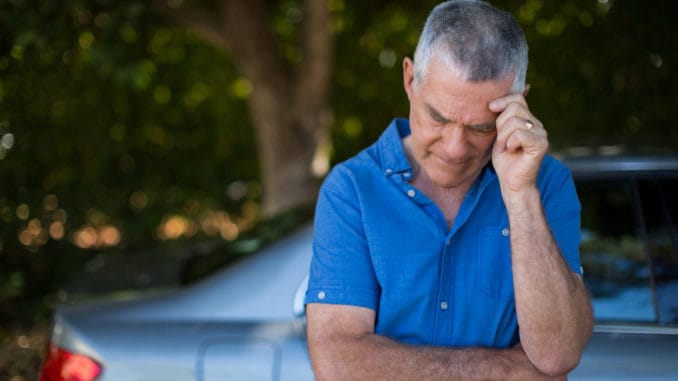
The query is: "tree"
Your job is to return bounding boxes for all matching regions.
[156,0,333,217]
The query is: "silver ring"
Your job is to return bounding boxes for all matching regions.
[524,119,534,130]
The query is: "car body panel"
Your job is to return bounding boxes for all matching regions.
[48,226,315,381]
[571,325,678,380]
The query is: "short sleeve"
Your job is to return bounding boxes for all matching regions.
[305,169,380,309]
[540,158,583,275]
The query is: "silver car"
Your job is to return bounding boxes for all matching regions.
[564,152,678,380]
[40,153,678,381]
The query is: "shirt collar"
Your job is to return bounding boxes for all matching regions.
[378,118,413,176]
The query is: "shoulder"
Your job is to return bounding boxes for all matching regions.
[540,154,570,173]
[322,144,382,194]
[537,154,580,213]
[538,154,573,186]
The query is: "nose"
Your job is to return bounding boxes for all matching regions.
[441,124,469,160]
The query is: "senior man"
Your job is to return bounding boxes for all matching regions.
[305,1,593,380]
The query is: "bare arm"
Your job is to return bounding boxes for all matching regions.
[490,94,594,376]
[507,188,593,375]
[307,303,567,381]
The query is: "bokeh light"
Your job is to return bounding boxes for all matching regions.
[71,225,122,249]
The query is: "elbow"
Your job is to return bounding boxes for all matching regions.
[308,339,338,381]
[307,333,354,381]
[533,352,582,377]
[309,350,356,381]
[530,332,591,377]
[311,366,336,381]
[537,302,594,376]
[525,335,591,376]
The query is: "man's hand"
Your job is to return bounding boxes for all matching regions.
[489,93,548,196]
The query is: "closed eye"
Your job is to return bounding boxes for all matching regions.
[468,123,496,133]
[426,105,450,125]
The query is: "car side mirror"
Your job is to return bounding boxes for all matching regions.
[293,273,309,319]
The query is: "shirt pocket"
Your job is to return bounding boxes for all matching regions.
[476,225,515,300]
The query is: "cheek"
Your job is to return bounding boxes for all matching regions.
[409,117,438,149]
[411,127,440,154]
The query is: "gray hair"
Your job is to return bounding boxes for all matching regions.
[413,0,528,93]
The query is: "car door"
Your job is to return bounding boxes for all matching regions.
[570,174,678,380]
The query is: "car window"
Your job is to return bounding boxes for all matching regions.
[639,179,678,323]
[577,180,656,322]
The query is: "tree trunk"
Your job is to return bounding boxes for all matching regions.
[156,0,333,217]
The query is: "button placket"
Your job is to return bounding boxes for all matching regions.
[432,235,454,344]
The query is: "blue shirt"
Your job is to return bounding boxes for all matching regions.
[305,118,582,348]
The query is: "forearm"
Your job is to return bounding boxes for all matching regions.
[505,187,593,375]
[306,304,563,381]
[310,333,503,381]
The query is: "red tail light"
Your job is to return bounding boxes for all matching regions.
[39,341,102,381]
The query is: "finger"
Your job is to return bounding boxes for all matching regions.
[495,101,531,128]
[489,93,528,113]
[505,127,528,153]
[495,115,527,152]
[496,116,546,153]
[503,128,545,154]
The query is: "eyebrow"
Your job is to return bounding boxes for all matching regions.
[426,103,452,124]
[425,103,495,131]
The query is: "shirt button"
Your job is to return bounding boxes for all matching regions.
[385,169,393,175]
[407,189,416,198]
[440,301,448,310]
[317,291,326,300]
[501,228,510,237]
[403,171,411,178]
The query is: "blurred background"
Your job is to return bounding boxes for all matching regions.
[1,0,677,378]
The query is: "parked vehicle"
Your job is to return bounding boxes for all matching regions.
[564,151,678,380]
[40,152,678,381]
[39,213,317,381]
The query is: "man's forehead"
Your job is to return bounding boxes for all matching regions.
[424,58,515,97]
[424,100,497,128]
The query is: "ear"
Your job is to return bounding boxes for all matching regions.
[523,83,531,97]
[403,57,415,100]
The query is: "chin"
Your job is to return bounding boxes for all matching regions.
[430,172,468,189]
[430,161,486,188]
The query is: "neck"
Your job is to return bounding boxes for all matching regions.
[415,174,470,229]
[403,137,475,228]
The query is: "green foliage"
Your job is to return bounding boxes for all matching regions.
[0,0,260,322]
[513,0,678,148]
[1,2,259,232]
